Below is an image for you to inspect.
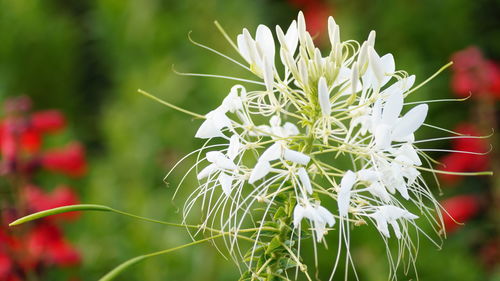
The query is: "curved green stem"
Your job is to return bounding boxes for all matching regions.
[138,89,205,119]
[98,234,224,281]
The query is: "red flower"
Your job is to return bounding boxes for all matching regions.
[286,0,333,42]
[440,195,481,233]
[31,110,66,134]
[20,127,42,154]
[303,3,331,40]
[0,252,13,280]
[451,46,500,98]
[439,123,489,185]
[26,223,80,267]
[0,120,42,160]
[23,185,80,221]
[40,143,86,177]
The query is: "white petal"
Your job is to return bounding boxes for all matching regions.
[263,57,274,92]
[357,169,380,182]
[249,160,271,184]
[379,53,395,86]
[283,149,310,165]
[298,59,308,86]
[227,134,241,160]
[314,221,327,242]
[338,170,356,217]
[221,85,245,113]
[350,65,360,95]
[316,205,335,227]
[372,212,390,238]
[260,142,282,162]
[392,104,428,140]
[256,24,275,62]
[367,30,376,47]
[237,33,251,63]
[206,151,237,170]
[382,205,418,220]
[285,20,298,55]
[195,119,225,139]
[403,210,419,220]
[283,122,299,136]
[195,110,232,139]
[382,75,415,97]
[270,115,281,127]
[218,172,234,196]
[297,11,307,43]
[197,163,217,180]
[297,167,313,194]
[391,165,410,199]
[368,182,391,202]
[368,47,384,85]
[374,124,392,150]
[370,99,383,132]
[318,76,331,116]
[327,16,340,47]
[253,125,272,136]
[390,221,402,239]
[293,205,305,227]
[382,91,403,126]
[242,28,261,67]
[357,42,368,73]
[398,143,421,166]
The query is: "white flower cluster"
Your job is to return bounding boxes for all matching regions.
[180,11,444,279]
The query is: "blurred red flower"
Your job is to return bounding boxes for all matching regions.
[0,252,13,281]
[31,110,66,134]
[40,142,87,177]
[0,96,83,280]
[439,123,489,185]
[286,0,332,41]
[24,185,80,221]
[451,46,500,98]
[440,195,481,233]
[26,223,81,267]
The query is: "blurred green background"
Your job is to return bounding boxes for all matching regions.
[0,0,498,280]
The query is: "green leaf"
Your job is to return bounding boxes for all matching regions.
[265,236,282,255]
[278,257,298,270]
[9,204,112,226]
[273,207,287,220]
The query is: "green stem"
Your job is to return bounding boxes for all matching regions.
[98,234,224,281]
[138,89,205,119]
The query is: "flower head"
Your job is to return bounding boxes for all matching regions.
[165,11,491,280]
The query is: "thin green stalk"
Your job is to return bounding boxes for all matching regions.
[138,89,205,119]
[98,234,224,281]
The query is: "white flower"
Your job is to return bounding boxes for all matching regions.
[283,149,310,165]
[357,169,391,202]
[195,109,232,139]
[237,24,275,88]
[254,115,299,138]
[369,205,418,239]
[173,11,467,280]
[220,85,246,113]
[338,170,356,217]
[318,76,331,117]
[297,167,313,194]
[248,142,310,184]
[197,134,241,196]
[363,47,395,90]
[293,202,335,242]
[370,90,428,150]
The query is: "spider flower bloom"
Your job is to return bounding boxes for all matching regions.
[166,11,490,280]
